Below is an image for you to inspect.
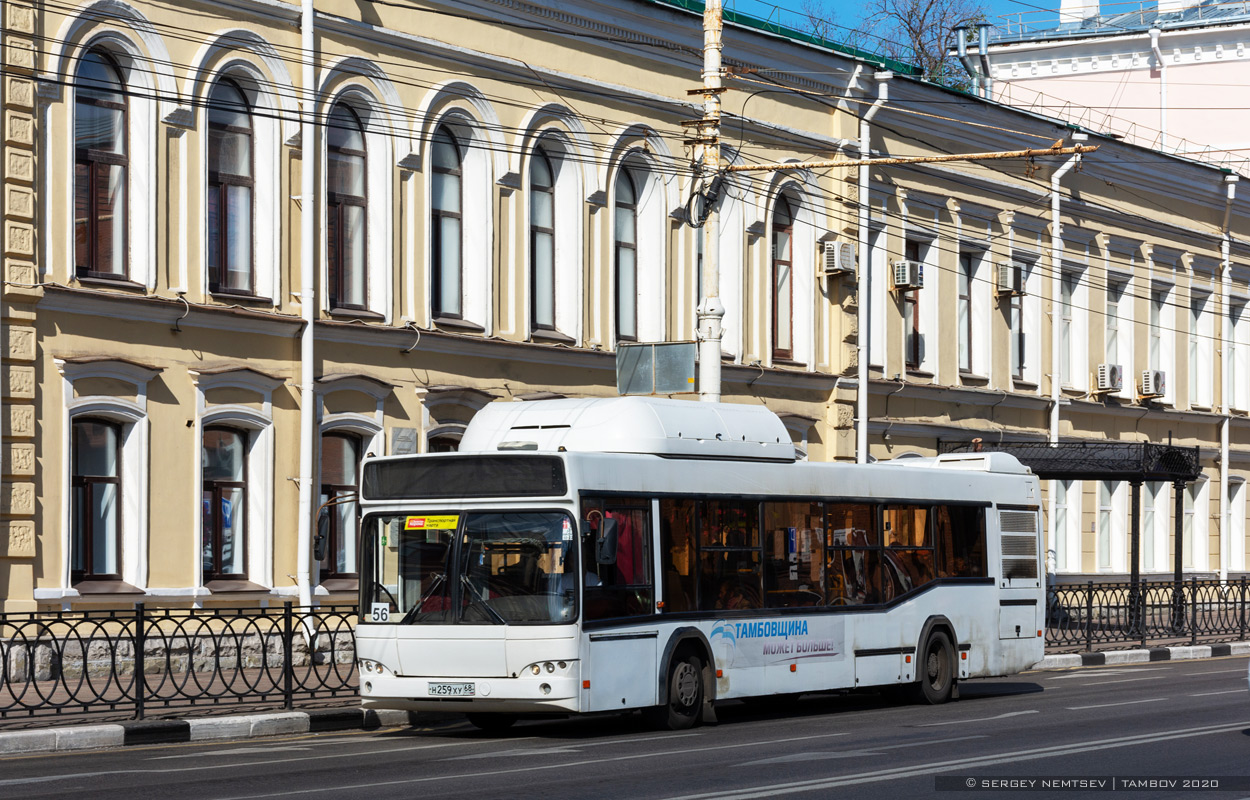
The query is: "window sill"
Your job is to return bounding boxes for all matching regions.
[328,307,385,322]
[72,579,145,595]
[772,358,808,368]
[319,578,359,593]
[530,328,576,345]
[76,275,146,291]
[1013,379,1039,391]
[959,372,989,386]
[203,579,270,593]
[433,316,486,334]
[211,292,273,305]
[906,369,934,379]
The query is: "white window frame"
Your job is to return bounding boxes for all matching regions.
[1052,479,1082,574]
[1105,274,1134,398]
[612,153,667,345]
[1228,478,1246,574]
[1142,481,1169,574]
[1231,298,1250,412]
[1184,479,1209,572]
[1150,283,1176,405]
[1018,257,1043,386]
[958,248,990,378]
[1190,288,1214,408]
[191,369,282,594]
[1096,480,1127,573]
[526,136,582,341]
[50,360,158,597]
[868,226,887,369]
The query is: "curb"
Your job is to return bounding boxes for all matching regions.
[1034,641,1250,669]
[0,707,418,757]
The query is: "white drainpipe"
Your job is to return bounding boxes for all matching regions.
[1150,28,1168,151]
[1219,175,1237,581]
[297,0,316,608]
[1048,145,1081,576]
[857,72,891,464]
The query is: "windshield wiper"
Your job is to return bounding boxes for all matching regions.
[460,574,506,625]
[398,573,447,625]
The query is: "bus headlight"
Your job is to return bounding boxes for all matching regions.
[544,662,555,673]
[359,659,390,677]
[531,665,542,676]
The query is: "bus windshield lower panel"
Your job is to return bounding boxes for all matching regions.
[362,511,577,625]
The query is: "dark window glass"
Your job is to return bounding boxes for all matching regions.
[431,127,463,319]
[71,419,122,582]
[320,432,361,578]
[763,502,824,607]
[659,498,697,613]
[935,505,988,578]
[362,456,566,500]
[581,497,653,620]
[958,252,973,373]
[826,503,877,605]
[327,103,366,310]
[698,500,761,610]
[202,427,247,581]
[904,240,923,370]
[531,148,556,331]
[74,50,127,279]
[614,170,638,342]
[772,195,794,360]
[207,79,254,295]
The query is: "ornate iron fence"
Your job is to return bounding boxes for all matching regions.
[0,603,357,720]
[1047,578,1250,651]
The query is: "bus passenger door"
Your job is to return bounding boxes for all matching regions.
[586,632,658,712]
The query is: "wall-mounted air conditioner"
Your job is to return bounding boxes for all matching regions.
[1096,363,1123,392]
[822,241,855,276]
[1140,369,1167,398]
[892,260,923,290]
[996,261,1025,296]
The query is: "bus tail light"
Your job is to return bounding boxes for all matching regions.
[583,680,591,689]
[790,664,796,673]
[905,655,912,663]
[961,652,968,660]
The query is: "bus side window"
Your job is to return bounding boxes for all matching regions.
[659,498,697,613]
[763,501,824,607]
[698,500,762,611]
[581,497,654,620]
[826,503,877,605]
[935,505,988,578]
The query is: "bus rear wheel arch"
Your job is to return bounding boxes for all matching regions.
[907,629,955,705]
[645,650,705,730]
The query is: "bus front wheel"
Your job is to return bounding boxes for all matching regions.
[909,631,955,705]
[645,653,704,730]
[466,713,518,733]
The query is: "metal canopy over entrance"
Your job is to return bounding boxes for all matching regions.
[940,439,1203,633]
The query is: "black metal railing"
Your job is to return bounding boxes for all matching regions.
[0,603,357,720]
[1047,578,1250,652]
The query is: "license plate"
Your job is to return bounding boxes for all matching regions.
[428,682,475,697]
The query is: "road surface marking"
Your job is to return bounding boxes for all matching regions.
[1067,698,1167,710]
[1079,676,1167,686]
[915,710,1038,727]
[1188,689,1244,697]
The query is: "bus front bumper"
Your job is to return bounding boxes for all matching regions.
[359,673,582,714]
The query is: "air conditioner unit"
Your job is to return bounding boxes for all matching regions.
[1096,363,1123,392]
[996,261,1025,295]
[1141,369,1167,398]
[892,260,923,290]
[822,241,856,276]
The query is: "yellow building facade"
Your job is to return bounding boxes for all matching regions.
[0,0,1247,612]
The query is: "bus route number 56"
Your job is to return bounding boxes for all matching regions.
[370,603,390,623]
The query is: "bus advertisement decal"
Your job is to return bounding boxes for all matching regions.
[710,617,844,669]
[404,515,459,530]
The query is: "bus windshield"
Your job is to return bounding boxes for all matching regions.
[362,511,578,625]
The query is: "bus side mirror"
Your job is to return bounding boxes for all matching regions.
[313,507,329,562]
[595,518,618,566]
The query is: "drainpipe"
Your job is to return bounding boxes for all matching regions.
[296,0,316,608]
[954,26,981,96]
[857,72,891,464]
[1219,174,1237,581]
[1150,28,1168,151]
[977,24,994,99]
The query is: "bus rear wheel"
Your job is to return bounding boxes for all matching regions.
[908,631,955,705]
[645,653,704,730]
[466,713,518,733]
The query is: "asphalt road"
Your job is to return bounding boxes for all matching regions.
[2,657,1248,800]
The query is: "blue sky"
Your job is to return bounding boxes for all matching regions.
[729,0,1063,39]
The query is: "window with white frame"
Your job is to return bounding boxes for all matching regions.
[206,79,254,296]
[1097,480,1126,572]
[202,426,248,582]
[529,146,556,333]
[1232,299,1249,411]
[614,168,638,342]
[1059,268,1088,389]
[1190,289,1214,408]
[772,194,796,361]
[1105,277,1132,395]
[1183,480,1209,571]
[75,49,128,280]
[903,239,925,371]
[958,253,973,374]
[1228,479,1246,574]
[431,126,462,320]
[1053,479,1082,573]
[868,227,887,369]
[1014,256,1041,385]
[319,431,361,579]
[71,418,122,583]
[1150,284,1175,403]
[1142,481,1167,572]
[326,103,367,311]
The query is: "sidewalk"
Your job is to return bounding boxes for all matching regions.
[4,641,1248,758]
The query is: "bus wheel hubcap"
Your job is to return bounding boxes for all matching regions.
[926,652,941,682]
[673,662,699,708]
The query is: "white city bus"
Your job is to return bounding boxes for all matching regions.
[354,397,1043,731]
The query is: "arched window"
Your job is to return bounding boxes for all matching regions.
[71,418,121,582]
[431,127,463,319]
[74,50,127,279]
[772,195,795,360]
[327,103,367,310]
[202,426,248,582]
[207,79,253,295]
[319,432,361,578]
[530,147,555,331]
[614,170,638,342]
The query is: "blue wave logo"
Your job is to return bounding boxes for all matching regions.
[709,618,736,669]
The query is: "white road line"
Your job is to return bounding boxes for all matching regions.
[1188,689,1245,697]
[1079,676,1168,686]
[1067,698,1168,710]
[915,710,1038,727]
[1189,669,1247,676]
[1047,668,1167,680]
[661,719,1250,800]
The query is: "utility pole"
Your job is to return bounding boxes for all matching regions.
[694,0,726,403]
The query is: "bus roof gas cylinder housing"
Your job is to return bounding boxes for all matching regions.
[458,397,796,462]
